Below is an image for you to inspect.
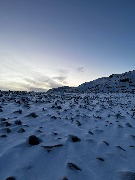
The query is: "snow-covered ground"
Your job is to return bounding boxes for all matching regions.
[0,91,135,180]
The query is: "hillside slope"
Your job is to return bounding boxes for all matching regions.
[78,70,135,93]
[47,70,135,93]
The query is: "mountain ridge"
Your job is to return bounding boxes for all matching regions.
[47,70,135,93]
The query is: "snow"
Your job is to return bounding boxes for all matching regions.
[0,91,135,180]
[48,70,135,93]
[78,70,135,93]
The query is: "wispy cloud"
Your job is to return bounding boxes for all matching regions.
[0,54,70,91]
[53,76,67,84]
[77,67,85,73]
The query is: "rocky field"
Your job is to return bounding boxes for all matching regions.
[0,91,135,180]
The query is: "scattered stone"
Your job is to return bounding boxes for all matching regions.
[76,120,81,126]
[118,124,123,128]
[116,146,126,151]
[0,118,6,121]
[18,128,25,133]
[131,135,135,140]
[88,131,93,135]
[67,162,81,171]
[126,123,132,128]
[62,177,68,180]
[2,121,12,127]
[1,134,7,138]
[6,128,11,133]
[15,120,22,125]
[27,112,38,118]
[103,141,109,146]
[57,106,62,109]
[36,129,42,133]
[14,109,22,114]
[28,135,41,145]
[97,157,105,161]
[69,135,81,142]
[24,124,29,127]
[51,116,57,119]
[53,132,58,135]
[129,145,134,148]
[0,109,3,112]
[5,177,16,180]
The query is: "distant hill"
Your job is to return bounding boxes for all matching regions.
[47,70,135,93]
[47,86,79,94]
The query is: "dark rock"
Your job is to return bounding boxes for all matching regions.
[51,116,57,119]
[67,162,81,171]
[28,135,41,145]
[14,109,22,114]
[2,121,12,127]
[0,118,6,121]
[5,177,16,180]
[28,112,38,118]
[6,128,11,133]
[126,123,132,128]
[103,141,109,146]
[24,124,29,127]
[88,131,93,135]
[62,177,68,180]
[129,145,134,148]
[76,120,81,126]
[1,134,7,138]
[69,135,81,142]
[116,146,126,151]
[97,157,105,161]
[18,128,25,133]
[15,120,22,125]
[57,106,62,109]
[131,135,135,140]
[53,132,58,135]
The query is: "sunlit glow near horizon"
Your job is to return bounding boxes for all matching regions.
[0,0,135,91]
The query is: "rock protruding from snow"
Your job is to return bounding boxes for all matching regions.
[28,135,41,145]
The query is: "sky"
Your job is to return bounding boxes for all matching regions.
[0,0,135,91]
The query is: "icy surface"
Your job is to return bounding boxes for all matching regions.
[0,91,135,180]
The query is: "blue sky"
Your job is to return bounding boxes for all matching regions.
[0,0,135,91]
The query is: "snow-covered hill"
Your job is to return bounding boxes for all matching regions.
[47,86,78,94]
[47,70,135,94]
[78,70,135,93]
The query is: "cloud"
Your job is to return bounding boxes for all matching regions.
[53,76,67,84]
[23,72,66,91]
[56,68,69,76]
[0,70,65,91]
[77,67,85,73]
[0,54,69,91]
